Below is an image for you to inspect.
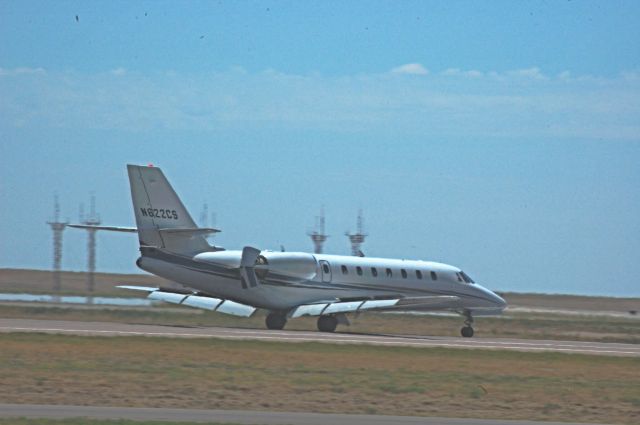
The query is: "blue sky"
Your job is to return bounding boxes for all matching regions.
[1,1,639,296]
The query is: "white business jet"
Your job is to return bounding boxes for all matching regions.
[69,165,506,337]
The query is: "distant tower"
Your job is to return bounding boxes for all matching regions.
[307,207,328,254]
[200,202,217,242]
[200,202,209,228]
[345,209,367,257]
[46,194,67,292]
[82,193,101,293]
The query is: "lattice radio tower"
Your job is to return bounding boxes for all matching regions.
[345,209,367,257]
[82,193,101,293]
[200,202,217,241]
[307,207,328,254]
[46,194,67,292]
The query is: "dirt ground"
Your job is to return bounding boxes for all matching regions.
[0,333,638,424]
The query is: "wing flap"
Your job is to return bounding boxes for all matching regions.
[148,291,187,304]
[289,295,459,318]
[181,295,223,310]
[215,300,256,317]
[359,299,400,310]
[116,286,256,317]
[323,301,365,314]
[289,303,329,318]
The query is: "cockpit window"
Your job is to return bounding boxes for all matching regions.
[460,271,475,284]
[456,273,463,282]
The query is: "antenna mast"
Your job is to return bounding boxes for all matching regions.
[82,193,101,293]
[46,194,67,292]
[307,206,328,254]
[345,209,367,256]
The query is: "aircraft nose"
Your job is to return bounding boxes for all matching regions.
[477,285,507,308]
[492,291,507,308]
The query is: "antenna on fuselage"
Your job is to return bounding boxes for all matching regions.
[346,209,367,257]
[307,206,328,254]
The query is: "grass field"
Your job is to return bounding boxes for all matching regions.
[1,302,638,344]
[0,333,638,424]
[0,269,171,297]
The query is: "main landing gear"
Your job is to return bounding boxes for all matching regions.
[317,315,338,333]
[265,312,287,330]
[460,311,474,338]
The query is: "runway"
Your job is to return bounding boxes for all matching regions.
[1,318,638,356]
[0,404,614,425]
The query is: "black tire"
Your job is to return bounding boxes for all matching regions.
[317,315,338,333]
[461,326,474,338]
[265,312,287,330]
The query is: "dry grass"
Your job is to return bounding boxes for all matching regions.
[0,333,638,424]
[0,269,171,297]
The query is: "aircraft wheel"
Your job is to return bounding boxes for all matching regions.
[317,315,338,333]
[265,312,287,330]
[461,326,474,338]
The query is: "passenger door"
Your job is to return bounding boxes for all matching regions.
[319,260,332,283]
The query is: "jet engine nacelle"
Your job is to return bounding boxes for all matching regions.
[258,251,318,280]
[193,250,318,280]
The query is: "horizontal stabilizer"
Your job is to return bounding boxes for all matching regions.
[159,227,220,235]
[68,225,220,237]
[68,224,137,232]
[116,285,256,317]
[289,295,459,318]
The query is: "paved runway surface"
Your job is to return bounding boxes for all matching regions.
[0,404,614,425]
[1,318,638,356]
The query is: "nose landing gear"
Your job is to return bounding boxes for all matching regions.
[460,311,474,338]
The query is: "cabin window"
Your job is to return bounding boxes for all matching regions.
[371,267,378,277]
[430,271,437,281]
[323,264,330,274]
[416,270,423,280]
[341,265,348,275]
[460,271,475,284]
[356,266,363,276]
[401,269,407,279]
[386,268,393,277]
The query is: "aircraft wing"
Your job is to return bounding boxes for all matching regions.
[289,295,459,318]
[118,285,457,319]
[117,285,256,317]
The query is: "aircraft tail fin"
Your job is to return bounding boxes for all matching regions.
[127,164,212,253]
